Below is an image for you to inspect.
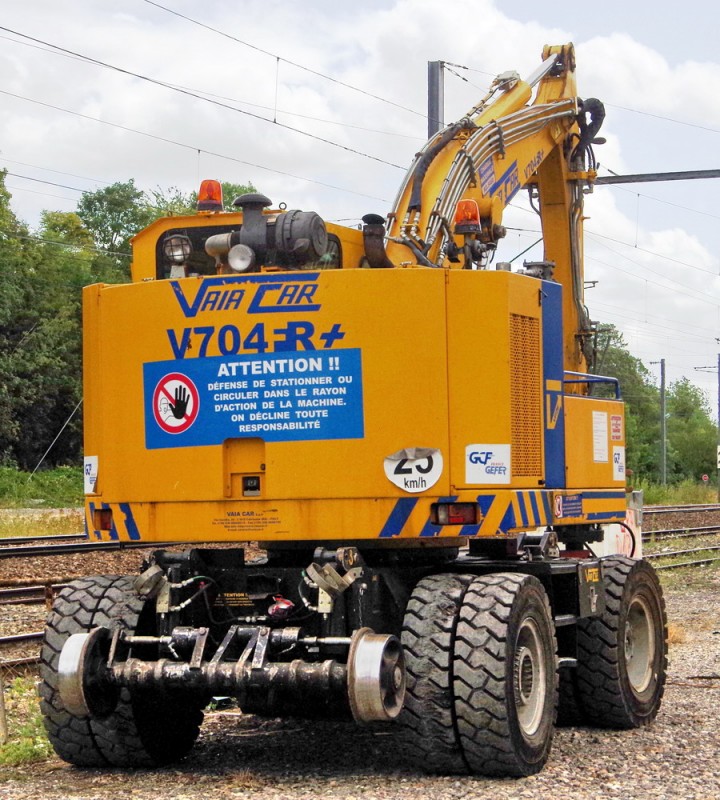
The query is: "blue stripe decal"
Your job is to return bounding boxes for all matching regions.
[119,503,142,541]
[379,498,418,538]
[499,503,516,534]
[529,492,542,525]
[541,492,553,520]
[517,493,529,527]
[459,523,481,537]
[588,510,626,521]
[583,491,626,500]
[419,496,457,538]
[477,495,495,518]
[542,280,566,489]
[101,503,120,541]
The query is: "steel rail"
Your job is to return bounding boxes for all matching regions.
[644,504,720,514]
[645,544,720,561]
[654,556,720,571]
[0,583,69,606]
[0,655,40,668]
[0,539,194,559]
[0,632,43,645]
[0,532,86,545]
[642,525,720,542]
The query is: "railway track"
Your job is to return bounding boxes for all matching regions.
[0,536,193,559]
[644,503,720,514]
[2,506,720,668]
[642,524,720,542]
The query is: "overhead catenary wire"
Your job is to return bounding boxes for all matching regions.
[0,228,132,259]
[0,89,391,204]
[0,33,422,142]
[0,26,406,170]
[142,0,427,120]
[1,158,112,187]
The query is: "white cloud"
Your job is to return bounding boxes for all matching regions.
[1,0,718,408]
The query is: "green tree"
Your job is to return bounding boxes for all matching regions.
[666,378,717,480]
[2,209,94,469]
[0,169,31,464]
[146,181,257,217]
[0,175,257,469]
[76,179,150,251]
[593,325,660,481]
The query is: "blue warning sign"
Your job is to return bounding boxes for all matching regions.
[144,349,364,449]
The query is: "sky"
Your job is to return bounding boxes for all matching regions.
[1,0,719,434]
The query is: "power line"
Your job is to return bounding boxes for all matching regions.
[449,57,720,136]
[0,89,390,204]
[605,103,720,135]
[172,84,424,140]
[4,184,78,203]
[0,227,132,259]
[0,33,421,143]
[4,172,85,193]
[142,0,426,120]
[1,158,112,187]
[585,228,718,276]
[0,26,405,170]
[501,217,719,296]
[592,301,716,342]
[585,239,720,307]
[598,176,720,221]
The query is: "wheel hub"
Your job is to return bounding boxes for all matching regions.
[513,618,546,737]
[625,595,655,694]
[347,627,406,722]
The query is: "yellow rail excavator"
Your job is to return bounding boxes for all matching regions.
[42,44,667,777]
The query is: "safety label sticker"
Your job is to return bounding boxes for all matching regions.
[465,444,511,485]
[152,372,200,434]
[613,446,626,481]
[144,349,363,449]
[384,448,443,494]
[554,494,583,519]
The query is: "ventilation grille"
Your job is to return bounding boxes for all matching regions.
[510,314,542,477]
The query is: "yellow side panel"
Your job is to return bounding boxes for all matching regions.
[446,270,543,490]
[84,270,452,541]
[564,396,626,489]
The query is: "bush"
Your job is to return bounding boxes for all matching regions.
[636,478,718,506]
[0,677,53,765]
[0,466,83,508]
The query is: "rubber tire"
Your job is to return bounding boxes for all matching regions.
[556,664,585,727]
[575,557,667,728]
[397,573,473,774]
[39,575,204,766]
[453,573,557,777]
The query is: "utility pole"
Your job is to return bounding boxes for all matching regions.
[427,61,444,139]
[693,352,720,501]
[660,358,667,486]
[651,359,667,485]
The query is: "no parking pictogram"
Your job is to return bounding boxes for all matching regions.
[152,372,199,434]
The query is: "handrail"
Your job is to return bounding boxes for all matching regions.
[563,371,621,399]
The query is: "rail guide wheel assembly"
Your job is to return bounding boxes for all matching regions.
[347,627,406,722]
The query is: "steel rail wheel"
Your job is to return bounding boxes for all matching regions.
[453,573,557,777]
[575,557,667,728]
[39,575,205,767]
